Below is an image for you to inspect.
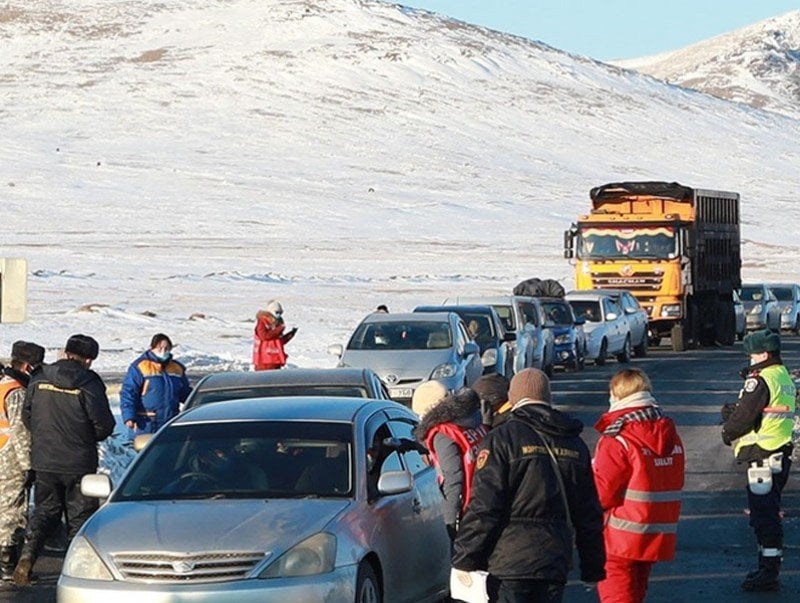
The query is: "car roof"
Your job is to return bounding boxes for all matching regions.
[174,396,392,424]
[194,368,375,390]
[360,311,453,323]
[415,304,497,314]
[456,296,517,305]
[565,290,611,300]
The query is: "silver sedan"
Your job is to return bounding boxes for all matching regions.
[58,397,450,603]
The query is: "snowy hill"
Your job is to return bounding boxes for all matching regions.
[2,0,800,371]
[615,11,800,118]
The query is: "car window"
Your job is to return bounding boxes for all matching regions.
[461,313,495,343]
[115,421,353,501]
[569,300,601,322]
[519,302,539,327]
[541,302,572,325]
[492,304,516,331]
[603,298,622,318]
[389,420,429,476]
[348,321,452,351]
[189,385,369,408]
[621,293,641,312]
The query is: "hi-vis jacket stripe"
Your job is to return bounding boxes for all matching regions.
[607,516,678,534]
[624,488,683,503]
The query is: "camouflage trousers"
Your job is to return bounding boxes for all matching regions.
[0,468,27,547]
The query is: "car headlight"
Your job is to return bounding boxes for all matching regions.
[660,304,682,317]
[431,363,457,379]
[554,334,572,345]
[750,304,762,314]
[783,306,792,314]
[481,349,497,367]
[260,533,336,579]
[61,536,114,581]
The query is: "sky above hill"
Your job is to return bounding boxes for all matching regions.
[402,0,800,60]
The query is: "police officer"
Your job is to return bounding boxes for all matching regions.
[721,329,795,592]
[0,341,45,581]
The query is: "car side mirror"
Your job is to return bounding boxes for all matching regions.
[327,344,344,358]
[606,312,618,321]
[133,434,153,453]
[377,470,414,495]
[463,341,480,356]
[81,474,112,499]
[502,332,517,342]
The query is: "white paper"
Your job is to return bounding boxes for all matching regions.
[450,569,489,603]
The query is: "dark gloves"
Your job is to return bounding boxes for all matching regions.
[283,327,298,343]
[479,399,494,426]
[720,403,736,423]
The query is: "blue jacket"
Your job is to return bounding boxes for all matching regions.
[120,351,191,433]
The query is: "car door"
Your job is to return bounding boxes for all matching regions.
[387,415,450,599]
[603,297,626,352]
[517,300,543,369]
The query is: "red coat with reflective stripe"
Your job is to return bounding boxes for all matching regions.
[253,312,288,370]
[425,421,489,513]
[593,407,685,561]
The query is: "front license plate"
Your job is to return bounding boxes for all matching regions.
[390,388,413,399]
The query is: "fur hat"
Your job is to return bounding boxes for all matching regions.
[508,368,551,405]
[412,380,448,417]
[65,334,99,360]
[266,300,283,316]
[472,373,510,409]
[11,340,45,366]
[743,329,780,355]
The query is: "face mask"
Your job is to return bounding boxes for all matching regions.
[153,350,172,361]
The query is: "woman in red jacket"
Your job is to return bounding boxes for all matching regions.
[593,368,685,603]
[252,300,297,370]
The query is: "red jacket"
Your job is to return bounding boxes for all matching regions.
[593,406,684,561]
[253,311,291,370]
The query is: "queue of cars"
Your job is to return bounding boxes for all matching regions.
[740,282,800,335]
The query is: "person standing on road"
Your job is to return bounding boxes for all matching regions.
[0,341,45,581]
[12,334,115,587]
[253,300,297,370]
[472,373,511,428]
[593,368,685,603]
[121,334,191,434]
[452,368,605,602]
[414,387,489,547]
[721,329,795,592]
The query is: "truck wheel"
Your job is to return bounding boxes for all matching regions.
[616,336,632,363]
[671,324,685,352]
[633,332,648,357]
[595,339,607,366]
[715,300,736,346]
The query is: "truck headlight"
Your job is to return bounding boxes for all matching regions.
[750,304,762,315]
[431,363,457,379]
[554,334,572,345]
[260,533,336,578]
[62,536,114,581]
[660,304,682,317]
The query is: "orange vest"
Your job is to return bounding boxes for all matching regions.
[0,378,23,450]
[425,422,489,513]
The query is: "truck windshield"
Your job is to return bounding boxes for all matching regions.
[577,227,677,260]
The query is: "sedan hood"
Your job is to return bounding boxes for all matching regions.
[83,499,350,561]
[341,349,452,380]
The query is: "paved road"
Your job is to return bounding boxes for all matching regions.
[2,339,798,601]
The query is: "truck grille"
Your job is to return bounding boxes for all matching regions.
[591,272,663,291]
[112,550,267,584]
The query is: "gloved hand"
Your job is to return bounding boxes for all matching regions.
[479,398,494,426]
[720,403,736,423]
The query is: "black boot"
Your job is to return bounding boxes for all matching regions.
[741,555,780,591]
[744,552,765,580]
[0,546,17,581]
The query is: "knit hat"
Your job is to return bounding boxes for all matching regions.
[266,300,283,316]
[65,334,100,360]
[508,368,551,405]
[412,380,448,417]
[472,374,510,410]
[11,341,45,366]
[743,329,780,355]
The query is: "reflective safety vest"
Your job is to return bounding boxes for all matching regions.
[734,364,796,457]
[0,378,24,450]
[425,422,489,513]
[604,429,685,561]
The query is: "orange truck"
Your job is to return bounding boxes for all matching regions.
[564,182,741,351]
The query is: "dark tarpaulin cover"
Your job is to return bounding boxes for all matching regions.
[590,181,693,202]
[513,278,565,298]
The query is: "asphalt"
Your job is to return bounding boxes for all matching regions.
[2,339,799,601]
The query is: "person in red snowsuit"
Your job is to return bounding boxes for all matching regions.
[593,368,685,603]
[252,300,297,371]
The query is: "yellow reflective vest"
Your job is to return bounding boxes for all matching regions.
[734,364,796,457]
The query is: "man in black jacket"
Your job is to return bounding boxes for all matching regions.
[453,368,605,602]
[13,334,115,586]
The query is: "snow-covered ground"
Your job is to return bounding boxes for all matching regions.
[2,1,800,475]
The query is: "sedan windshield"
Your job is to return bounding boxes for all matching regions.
[115,422,353,501]
[541,302,573,326]
[189,385,369,408]
[569,301,601,323]
[578,226,676,260]
[348,321,452,350]
[739,287,764,302]
[770,288,793,302]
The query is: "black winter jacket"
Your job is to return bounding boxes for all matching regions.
[23,359,115,474]
[452,402,605,583]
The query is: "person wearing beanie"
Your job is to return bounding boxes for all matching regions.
[121,334,191,434]
[720,328,794,592]
[471,374,511,427]
[593,368,685,603]
[414,388,488,548]
[253,301,297,370]
[453,368,605,601]
[411,379,448,418]
[0,341,45,581]
[13,335,114,587]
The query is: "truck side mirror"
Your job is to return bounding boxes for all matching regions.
[564,229,575,259]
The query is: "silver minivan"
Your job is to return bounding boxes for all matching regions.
[767,283,800,334]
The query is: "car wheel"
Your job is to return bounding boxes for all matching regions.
[595,339,607,366]
[633,331,648,358]
[616,336,632,363]
[355,561,381,603]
